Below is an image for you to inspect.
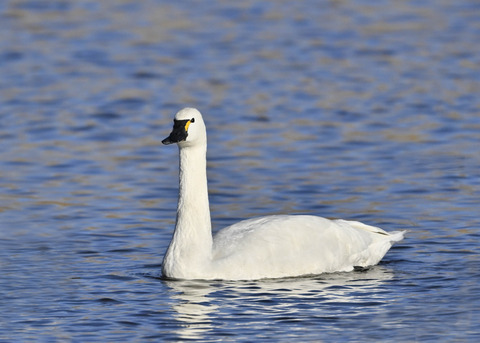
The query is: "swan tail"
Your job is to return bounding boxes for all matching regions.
[336,219,406,243]
[388,230,406,243]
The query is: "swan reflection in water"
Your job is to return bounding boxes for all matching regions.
[164,279,219,340]
[163,266,397,340]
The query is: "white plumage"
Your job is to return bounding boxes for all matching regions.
[161,108,404,280]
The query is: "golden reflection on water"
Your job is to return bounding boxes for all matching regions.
[1,0,479,341]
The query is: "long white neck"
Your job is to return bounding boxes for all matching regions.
[162,143,213,279]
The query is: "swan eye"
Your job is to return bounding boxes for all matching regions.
[184,118,195,131]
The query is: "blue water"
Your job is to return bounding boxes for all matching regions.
[1,0,479,341]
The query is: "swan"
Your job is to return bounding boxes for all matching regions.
[161,107,405,280]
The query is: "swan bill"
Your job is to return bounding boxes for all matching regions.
[162,119,191,145]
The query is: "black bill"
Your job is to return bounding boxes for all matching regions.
[162,119,191,145]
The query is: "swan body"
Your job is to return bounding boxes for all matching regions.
[161,108,405,280]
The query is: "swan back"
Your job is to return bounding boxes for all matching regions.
[210,215,403,280]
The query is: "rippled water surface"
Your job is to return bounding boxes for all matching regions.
[1,0,479,341]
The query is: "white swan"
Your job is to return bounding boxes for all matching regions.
[161,108,405,280]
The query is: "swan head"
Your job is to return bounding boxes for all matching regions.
[162,108,206,147]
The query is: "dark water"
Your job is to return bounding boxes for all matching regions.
[1,0,479,341]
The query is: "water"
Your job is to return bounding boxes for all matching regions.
[1,0,479,341]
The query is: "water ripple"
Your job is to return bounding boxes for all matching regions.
[1,0,479,341]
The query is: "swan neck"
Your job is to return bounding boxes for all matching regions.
[163,144,212,278]
[177,145,210,224]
